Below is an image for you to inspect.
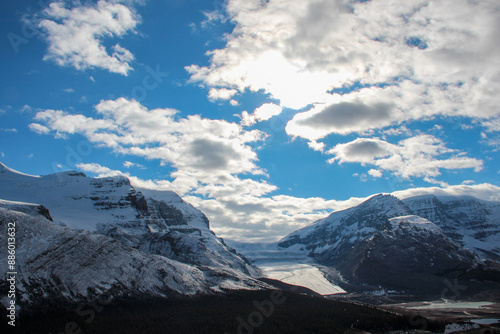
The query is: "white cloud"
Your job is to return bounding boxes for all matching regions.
[208,88,238,101]
[328,138,392,164]
[123,161,133,168]
[286,87,403,140]
[307,140,325,152]
[254,103,282,122]
[76,161,500,242]
[29,123,51,135]
[77,163,123,177]
[188,0,500,143]
[31,109,116,138]
[63,88,74,93]
[123,161,145,169]
[76,161,366,242]
[382,126,412,138]
[368,169,382,178]
[19,105,32,113]
[483,117,500,132]
[0,128,18,133]
[327,135,483,180]
[201,10,227,29]
[38,0,139,75]
[30,98,267,189]
[239,103,282,126]
[392,183,500,203]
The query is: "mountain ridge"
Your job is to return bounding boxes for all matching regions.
[276,193,500,296]
[0,163,266,308]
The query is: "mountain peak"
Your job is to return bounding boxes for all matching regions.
[363,193,405,206]
[338,193,412,221]
[0,162,40,178]
[0,164,263,307]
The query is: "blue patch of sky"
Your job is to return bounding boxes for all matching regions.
[406,36,428,50]
[327,79,404,96]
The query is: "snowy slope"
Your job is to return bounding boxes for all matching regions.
[0,202,266,308]
[226,241,345,295]
[0,163,264,306]
[0,162,257,276]
[280,193,500,262]
[389,215,443,234]
[276,194,487,294]
[279,194,412,253]
[0,162,212,233]
[403,194,500,260]
[0,163,139,231]
[260,263,345,295]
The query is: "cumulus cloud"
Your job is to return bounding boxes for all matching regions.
[123,161,145,169]
[482,117,500,133]
[286,93,399,140]
[38,0,139,75]
[28,97,367,242]
[77,162,122,177]
[30,98,266,190]
[392,183,500,203]
[188,0,500,143]
[208,88,238,101]
[74,161,364,241]
[298,102,394,131]
[28,123,51,135]
[382,126,412,138]
[240,103,282,126]
[367,169,383,178]
[327,135,483,180]
[30,109,116,139]
[328,138,391,164]
[76,161,500,242]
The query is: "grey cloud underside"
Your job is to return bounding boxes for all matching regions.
[341,139,389,159]
[297,102,395,132]
[189,138,242,170]
[221,200,273,216]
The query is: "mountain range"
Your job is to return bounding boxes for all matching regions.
[278,193,500,296]
[1,162,499,309]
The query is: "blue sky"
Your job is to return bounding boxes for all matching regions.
[1,0,500,242]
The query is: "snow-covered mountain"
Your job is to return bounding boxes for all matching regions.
[277,194,500,296]
[0,163,265,307]
[402,195,500,261]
